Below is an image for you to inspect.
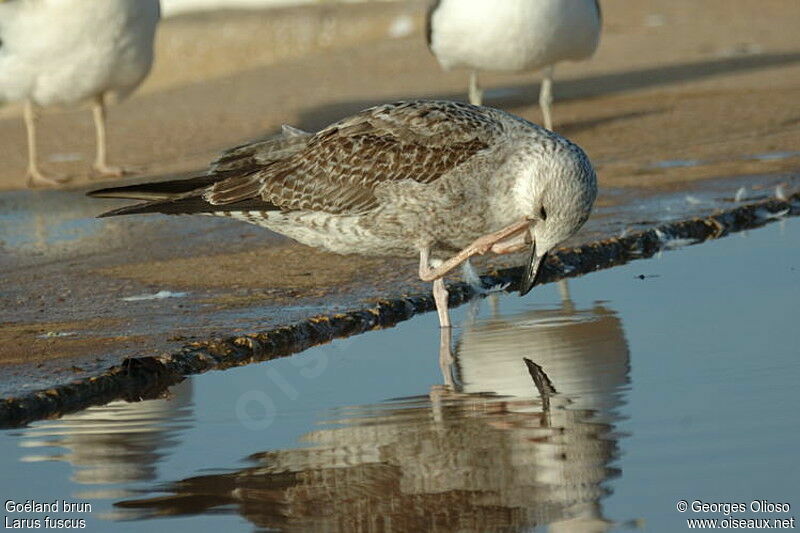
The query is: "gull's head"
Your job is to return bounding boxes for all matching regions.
[519,136,597,295]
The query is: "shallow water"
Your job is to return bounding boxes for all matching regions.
[1,219,799,532]
[0,188,262,263]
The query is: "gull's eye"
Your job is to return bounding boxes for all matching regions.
[539,206,547,220]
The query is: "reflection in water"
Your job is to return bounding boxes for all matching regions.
[452,302,630,532]
[0,189,243,263]
[0,191,105,252]
[18,380,193,494]
[115,303,630,532]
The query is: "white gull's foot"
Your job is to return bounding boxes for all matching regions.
[26,169,71,188]
[92,163,129,178]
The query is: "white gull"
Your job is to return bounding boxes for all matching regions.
[0,0,160,186]
[427,0,601,130]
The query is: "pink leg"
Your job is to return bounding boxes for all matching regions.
[432,278,451,328]
[418,218,532,282]
[418,218,532,328]
[24,101,70,188]
[91,95,127,178]
[489,230,531,254]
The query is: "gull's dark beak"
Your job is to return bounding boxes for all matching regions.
[519,243,546,296]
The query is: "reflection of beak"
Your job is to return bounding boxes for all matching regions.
[519,242,547,296]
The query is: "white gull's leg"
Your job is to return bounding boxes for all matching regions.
[539,65,555,131]
[92,95,125,177]
[24,101,69,188]
[469,70,483,106]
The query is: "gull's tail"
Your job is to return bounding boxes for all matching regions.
[88,174,223,201]
[88,124,312,218]
[89,176,279,218]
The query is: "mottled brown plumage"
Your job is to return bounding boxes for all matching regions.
[206,101,494,214]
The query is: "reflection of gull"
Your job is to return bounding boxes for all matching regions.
[455,304,629,413]
[91,100,598,329]
[452,303,630,532]
[19,380,192,494]
[115,304,629,532]
[427,0,602,130]
[0,0,160,186]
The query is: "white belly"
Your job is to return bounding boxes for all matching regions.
[219,210,403,257]
[0,0,160,106]
[430,0,601,73]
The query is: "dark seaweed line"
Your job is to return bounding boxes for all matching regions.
[1,195,797,428]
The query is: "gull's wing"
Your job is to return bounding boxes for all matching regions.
[211,125,313,173]
[204,100,503,214]
[91,100,504,218]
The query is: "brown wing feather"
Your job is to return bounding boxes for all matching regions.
[211,126,312,173]
[205,101,501,214]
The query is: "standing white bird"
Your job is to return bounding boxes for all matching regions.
[90,100,597,329]
[427,0,601,130]
[0,0,160,187]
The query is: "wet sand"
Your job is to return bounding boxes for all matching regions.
[1,0,800,394]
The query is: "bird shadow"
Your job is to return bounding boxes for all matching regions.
[557,108,668,135]
[291,52,800,132]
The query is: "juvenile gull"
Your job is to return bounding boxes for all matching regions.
[0,0,160,186]
[426,0,601,130]
[90,100,597,327]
